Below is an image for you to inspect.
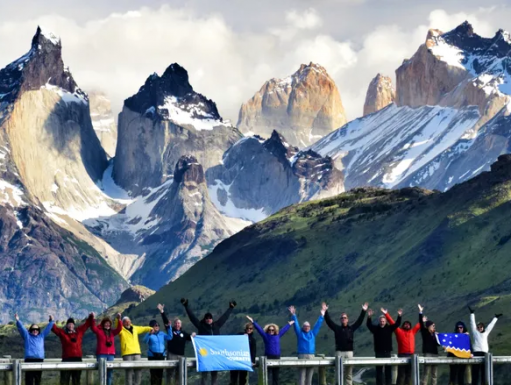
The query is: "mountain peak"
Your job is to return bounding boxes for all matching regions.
[363,73,395,116]
[32,26,61,50]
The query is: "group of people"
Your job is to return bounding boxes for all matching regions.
[14,299,501,385]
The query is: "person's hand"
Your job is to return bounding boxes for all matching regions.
[362,302,369,311]
[157,304,164,313]
[89,312,95,318]
[367,309,374,317]
[397,309,403,316]
[191,332,196,337]
[229,301,237,309]
[246,315,253,322]
[289,320,295,325]
[468,306,474,314]
[423,316,428,322]
[14,313,19,321]
[418,304,424,313]
[150,329,155,334]
[181,298,188,306]
[116,313,122,320]
[320,303,327,316]
[380,308,388,315]
[495,313,503,319]
[288,306,296,315]
[49,315,54,322]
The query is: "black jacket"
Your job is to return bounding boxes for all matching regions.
[238,332,257,364]
[184,304,233,335]
[419,313,439,354]
[324,309,366,351]
[367,315,401,353]
[160,311,192,355]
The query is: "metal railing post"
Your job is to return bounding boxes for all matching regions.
[85,355,94,385]
[485,353,493,385]
[335,355,344,385]
[13,359,21,385]
[257,356,267,385]
[98,358,107,385]
[178,356,187,385]
[2,356,11,385]
[411,354,419,385]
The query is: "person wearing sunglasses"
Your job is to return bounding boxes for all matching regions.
[447,321,470,385]
[288,303,325,385]
[91,312,123,385]
[246,315,294,385]
[229,322,257,385]
[15,312,54,385]
[323,301,368,385]
[52,313,93,385]
[468,306,501,385]
[181,298,236,385]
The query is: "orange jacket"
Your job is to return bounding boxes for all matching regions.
[386,313,420,354]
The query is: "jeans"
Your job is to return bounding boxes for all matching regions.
[123,354,142,385]
[229,370,248,385]
[267,354,280,385]
[471,352,485,385]
[375,352,392,385]
[421,354,437,385]
[336,351,354,385]
[397,353,412,385]
[298,354,315,385]
[25,358,43,385]
[97,354,115,385]
[61,357,82,385]
[200,371,218,385]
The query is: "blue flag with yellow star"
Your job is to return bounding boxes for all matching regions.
[192,335,254,372]
[436,333,471,358]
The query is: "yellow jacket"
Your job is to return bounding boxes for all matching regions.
[116,321,152,356]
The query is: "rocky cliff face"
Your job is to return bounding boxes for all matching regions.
[89,91,117,158]
[363,74,395,116]
[311,22,511,192]
[207,131,344,220]
[237,63,346,148]
[113,63,242,196]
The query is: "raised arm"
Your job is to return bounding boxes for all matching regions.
[90,314,99,334]
[182,299,201,329]
[390,315,402,331]
[77,314,93,334]
[324,310,338,331]
[251,320,266,339]
[385,313,395,325]
[485,315,499,335]
[291,314,300,335]
[312,315,324,336]
[215,302,236,329]
[159,304,170,328]
[42,316,54,338]
[163,327,174,340]
[279,322,292,337]
[52,323,64,337]
[366,309,376,333]
[15,315,29,340]
[113,314,123,336]
[469,312,477,334]
[351,303,369,331]
[134,325,153,335]
[418,304,427,332]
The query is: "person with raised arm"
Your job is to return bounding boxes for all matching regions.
[144,318,173,385]
[323,301,368,385]
[91,312,123,385]
[288,303,325,385]
[385,309,420,385]
[157,304,196,385]
[181,298,236,385]
[468,306,501,385]
[246,314,294,385]
[367,308,401,385]
[15,313,54,385]
[118,315,153,385]
[418,304,440,385]
[52,313,93,385]
[229,321,256,385]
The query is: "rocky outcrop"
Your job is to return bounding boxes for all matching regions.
[207,131,344,220]
[113,63,242,196]
[237,63,346,148]
[363,74,395,116]
[89,91,117,157]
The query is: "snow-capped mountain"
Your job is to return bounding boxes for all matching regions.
[312,22,511,191]
[237,63,347,148]
[113,63,242,196]
[206,131,344,220]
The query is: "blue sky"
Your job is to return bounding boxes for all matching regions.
[0,0,509,121]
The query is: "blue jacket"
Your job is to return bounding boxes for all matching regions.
[16,320,54,359]
[143,327,173,357]
[292,314,324,354]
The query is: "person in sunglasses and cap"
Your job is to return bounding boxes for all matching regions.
[181,298,236,385]
[52,313,93,385]
[143,318,173,385]
[15,312,54,385]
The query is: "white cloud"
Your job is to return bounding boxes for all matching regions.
[286,8,323,30]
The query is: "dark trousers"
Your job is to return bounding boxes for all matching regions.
[61,357,82,385]
[375,352,392,385]
[447,353,466,385]
[472,352,485,385]
[149,356,165,385]
[201,371,218,385]
[230,370,248,385]
[25,358,44,385]
[397,353,412,385]
[267,354,280,385]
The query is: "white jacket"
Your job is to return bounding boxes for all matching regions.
[470,313,497,353]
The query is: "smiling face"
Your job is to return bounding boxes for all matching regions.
[123,318,131,328]
[302,322,311,332]
[174,319,182,330]
[103,321,111,330]
[340,313,348,326]
[402,321,411,331]
[152,324,160,333]
[267,326,276,335]
[204,316,213,325]
[379,317,387,327]
[67,322,75,332]
[29,325,40,336]
[245,324,254,334]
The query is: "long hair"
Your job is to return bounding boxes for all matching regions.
[263,323,279,334]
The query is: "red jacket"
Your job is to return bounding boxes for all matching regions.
[52,315,92,359]
[386,313,420,354]
[91,317,123,356]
